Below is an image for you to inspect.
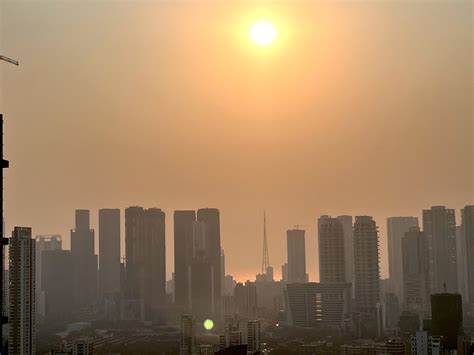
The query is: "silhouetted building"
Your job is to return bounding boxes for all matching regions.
[35,234,62,317]
[287,229,307,283]
[462,205,474,304]
[71,210,98,308]
[174,210,196,308]
[387,216,419,301]
[353,216,380,316]
[234,282,257,319]
[125,207,166,321]
[42,250,73,321]
[431,293,463,350]
[9,227,36,354]
[456,225,469,303]
[180,314,195,355]
[281,263,288,282]
[402,226,430,315]
[318,216,346,283]
[197,208,222,318]
[422,206,458,293]
[337,216,355,290]
[99,209,121,298]
[246,320,261,353]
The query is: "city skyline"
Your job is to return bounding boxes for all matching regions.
[2,0,472,283]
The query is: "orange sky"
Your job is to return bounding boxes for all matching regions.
[1,1,472,281]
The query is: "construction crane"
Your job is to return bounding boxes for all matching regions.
[0,55,19,66]
[1,53,19,354]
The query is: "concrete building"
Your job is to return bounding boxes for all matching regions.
[180,314,195,355]
[9,227,36,355]
[174,210,196,308]
[287,229,307,283]
[431,293,463,350]
[337,216,355,290]
[318,216,346,283]
[125,207,166,321]
[35,234,62,317]
[387,216,419,301]
[246,320,261,353]
[99,209,121,298]
[353,216,380,316]
[402,226,431,315]
[462,206,474,304]
[422,206,458,293]
[71,210,98,308]
[234,282,257,319]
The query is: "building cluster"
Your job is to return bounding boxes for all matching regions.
[3,204,474,354]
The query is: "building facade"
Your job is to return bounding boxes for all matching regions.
[99,209,121,298]
[287,229,307,283]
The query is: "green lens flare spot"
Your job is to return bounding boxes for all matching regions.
[203,319,214,330]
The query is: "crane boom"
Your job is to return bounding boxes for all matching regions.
[0,55,19,66]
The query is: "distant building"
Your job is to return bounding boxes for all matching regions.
[234,282,257,319]
[422,206,458,293]
[125,207,166,321]
[462,205,474,304]
[287,229,307,283]
[431,293,463,350]
[180,314,195,355]
[337,216,355,291]
[402,226,430,315]
[41,250,73,321]
[62,337,93,355]
[35,235,62,317]
[387,216,419,302]
[353,216,380,316]
[9,227,36,355]
[224,275,236,296]
[99,209,121,298]
[246,320,261,353]
[71,210,98,308]
[318,216,346,283]
[281,263,288,282]
[174,210,196,308]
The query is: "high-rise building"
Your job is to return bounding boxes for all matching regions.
[462,206,474,304]
[281,263,288,282]
[402,226,430,315]
[337,216,355,288]
[180,314,195,355]
[246,320,261,353]
[387,216,419,301]
[197,208,222,318]
[422,206,458,293]
[456,225,469,303]
[174,210,196,308]
[353,216,380,316]
[234,282,257,319]
[35,235,62,317]
[71,210,98,308]
[431,293,463,350]
[287,229,307,283]
[125,207,166,321]
[9,227,36,355]
[318,216,346,283]
[41,250,73,321]
[99,209,121,298]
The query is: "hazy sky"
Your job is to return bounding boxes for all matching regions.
[1,1,472,281]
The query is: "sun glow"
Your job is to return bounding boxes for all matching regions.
[250,20,277,46]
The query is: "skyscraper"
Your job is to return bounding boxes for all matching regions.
[35,235,62,317]
[353,216,380,316]
[180,314,195,355]
[431,293,463,350]
[71,210,98,308]
[318,216,346,283]
[99,209,121,298]
[286,229,307,283]
[387,216,419,301]
[9,227,36,355]
[234,282,257,319]
[402,226,430,315]
[125,207,166,321]
[197,208,222,317]
[462,205,474,304]
[422,206,458,293]
[337,216,355,288]
[174,210,196,308]
[41,250,73,321]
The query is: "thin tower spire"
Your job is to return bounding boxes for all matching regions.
[262,211,270,274]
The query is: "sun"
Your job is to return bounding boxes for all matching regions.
[250,20,277,46]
